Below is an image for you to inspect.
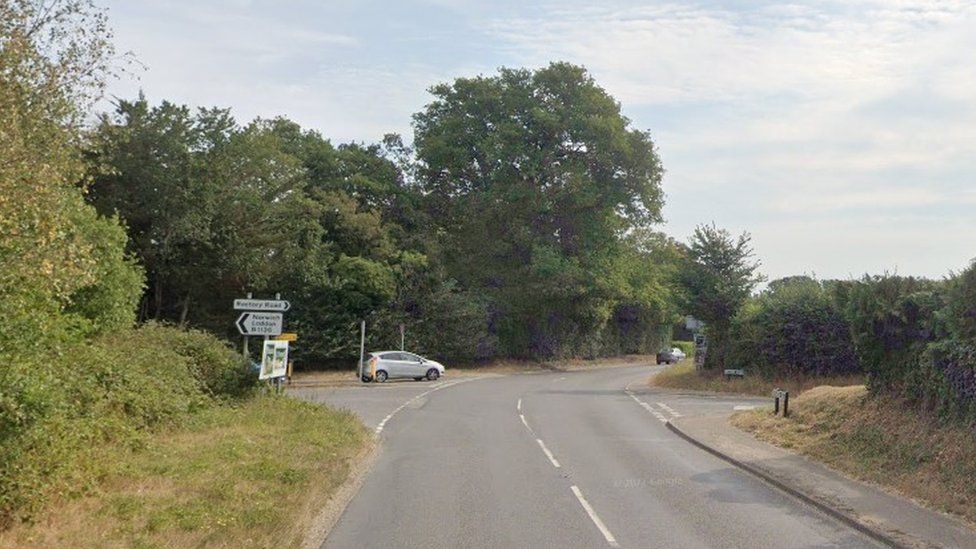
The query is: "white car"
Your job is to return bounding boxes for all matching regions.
[656,347,687,365]
[362,351,446,383]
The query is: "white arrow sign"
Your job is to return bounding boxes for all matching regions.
[236,312,283,336]
[233,299,291,312]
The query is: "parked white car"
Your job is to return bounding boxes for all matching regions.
[656,347,687,365]
[362,351,445,382]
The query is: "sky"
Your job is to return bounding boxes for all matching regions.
[101,0,976,282]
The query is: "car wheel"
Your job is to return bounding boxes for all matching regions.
[361,375,372,383]
[426,368,440,381]
[375,370,388,382]
[656,360,663,365]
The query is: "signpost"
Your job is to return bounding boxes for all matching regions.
[233,298,291,312]
[235,294,291,386]
[236,312,283,336]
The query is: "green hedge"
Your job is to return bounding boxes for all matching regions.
[836,265,976,422]
[729,277,858,377]
[0,324,254,527]
[672,340,695,357]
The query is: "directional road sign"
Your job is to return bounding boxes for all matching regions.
[236,312,283,336]
[233,298,291,312]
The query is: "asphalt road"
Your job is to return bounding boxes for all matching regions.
[295,365,882,549]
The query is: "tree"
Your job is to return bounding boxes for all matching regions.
[680,223,764,368]
[0,0,141,350]
[412,62,667,357]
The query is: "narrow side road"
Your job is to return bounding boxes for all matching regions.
[302,366,881,548]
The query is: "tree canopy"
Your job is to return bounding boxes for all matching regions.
[413,62,672,357]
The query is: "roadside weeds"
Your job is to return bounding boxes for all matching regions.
[731,385,976,527]
[0,396,369,548]
[651,361,864,397]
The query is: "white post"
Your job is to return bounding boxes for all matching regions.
[400,324,405,351]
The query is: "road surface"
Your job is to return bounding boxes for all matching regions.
[293,365,881,548]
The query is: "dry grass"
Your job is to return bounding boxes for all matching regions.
[0,396,368,548]
[651,361,865,396]
[732,385,976,525]
[291,354,656,386]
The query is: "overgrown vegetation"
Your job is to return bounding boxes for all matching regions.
[0,396,368,547]
[688,265,976,424]
[728,276,859,377]
[652,361,864,396]
[0,1,361,532]
[732,386,976,524]
[0,325,254,527]
[836,266,976,422]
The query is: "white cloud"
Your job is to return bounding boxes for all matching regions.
[100,0,976,280]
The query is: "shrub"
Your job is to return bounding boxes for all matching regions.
[836,268,976,423]
[729,277,859,377]
[0,324,254,527]
[672,340,695,357]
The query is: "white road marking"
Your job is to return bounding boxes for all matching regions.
[627,392,668,422]
[656,402,683,418]
[520,414,534,433]
[374,378,471,434]
[570,485,620,547]
[517,398,522,411]
[536,438,561,468]
[733,405,756,411]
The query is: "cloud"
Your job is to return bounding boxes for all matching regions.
[100,0,976,280]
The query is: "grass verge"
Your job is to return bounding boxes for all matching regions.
[0,396,368,548]
[651,361,864,396]
[292,354,657,386]
[732,385,976,525]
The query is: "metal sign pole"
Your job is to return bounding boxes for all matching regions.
[242,292,252,357]
[358,320,366,380]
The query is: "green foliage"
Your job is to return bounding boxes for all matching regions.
[412,62,673,358]
[837,267,976,423]
[672,340,696,357]
[0,325,254,526]
[0,0,142,353]
[729,276,859,377]
[679,223,764,368]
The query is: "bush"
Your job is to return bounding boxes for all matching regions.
[729,277,859,377]
[837,267,976,423]
[672,340,695,357]
[0,324,254,527]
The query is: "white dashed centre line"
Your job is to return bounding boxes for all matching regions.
[571,485,620,547]
[375,378,472,434]
[536,438,561,468]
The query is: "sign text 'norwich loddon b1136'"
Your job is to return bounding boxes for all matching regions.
[236,312,283,336]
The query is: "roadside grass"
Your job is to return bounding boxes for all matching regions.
[732,385,976,525]
[292,354,657,386]
[651,360,865,396]
[0,396,369,548]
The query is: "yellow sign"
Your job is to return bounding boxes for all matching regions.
[274,332,298,342]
